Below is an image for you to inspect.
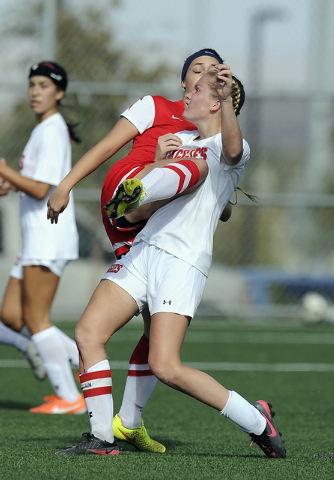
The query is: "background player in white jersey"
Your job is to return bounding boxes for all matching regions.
[55,66,286,458]
[47,49,235,452]
[0,62,85,414]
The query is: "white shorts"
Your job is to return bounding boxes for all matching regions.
[10,253,69,280]
[102,241,207,318]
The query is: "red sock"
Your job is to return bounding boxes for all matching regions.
[118,334,158,429]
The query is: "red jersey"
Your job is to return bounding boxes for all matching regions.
[101,95,197,258]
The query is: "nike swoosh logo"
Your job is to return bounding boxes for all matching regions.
[259,412,277,438]
[105,449,118,455]
[88,449,119,455]
[172,115,182,121]
[52,402,86,414]
[121,432,136,442]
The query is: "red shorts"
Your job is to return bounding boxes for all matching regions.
[101,159,151,259]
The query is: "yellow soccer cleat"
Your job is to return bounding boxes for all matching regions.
[112,414,166,453]
[104,178,145,220]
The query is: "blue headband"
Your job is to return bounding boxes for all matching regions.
[181,49,223,82]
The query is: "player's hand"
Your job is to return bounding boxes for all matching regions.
[154,134,182,161]
[0,179,14,196]
[0,157,6,187]
[214,64,232,102]
[47,187,69,224]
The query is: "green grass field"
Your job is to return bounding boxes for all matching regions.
[1,318,334,480]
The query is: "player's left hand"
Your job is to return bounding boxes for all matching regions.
[155,134,182,161]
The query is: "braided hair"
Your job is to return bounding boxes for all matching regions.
[231,75,245,117]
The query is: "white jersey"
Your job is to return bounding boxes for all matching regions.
[19,112,79,260]
[135,131,250,276]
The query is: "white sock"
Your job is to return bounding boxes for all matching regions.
[80,360,114,443]
[32,326,80,402]
[54,326,79,368]
[219,390,266,435]
[140,160,200,206]
[118,334,157,429]
[0,322,28,352]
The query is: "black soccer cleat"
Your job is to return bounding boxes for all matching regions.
[55,433,119,455]
[249,400,286,458]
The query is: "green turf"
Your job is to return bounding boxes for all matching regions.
[0,319,334,479]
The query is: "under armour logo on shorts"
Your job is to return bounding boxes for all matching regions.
[163,300,172,305]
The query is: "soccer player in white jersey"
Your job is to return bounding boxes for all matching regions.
[47,49,233,452]
[55,65,286,458]
[0,62,85,414]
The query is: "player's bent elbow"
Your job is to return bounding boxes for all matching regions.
[227,151,243,165]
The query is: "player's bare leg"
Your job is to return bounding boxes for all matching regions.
[22,265,59,334]
[1,276,24,332]
[57,280,138,455]
[113,307,165,452]
[22,266,83,412]
[147,312,285,458]
[0,276,46,380]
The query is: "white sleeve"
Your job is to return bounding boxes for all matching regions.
[33,124,68,185]
[121,95,155,134]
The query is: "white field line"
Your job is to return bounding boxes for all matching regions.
[1,359,334,372]
[101,331,334,344]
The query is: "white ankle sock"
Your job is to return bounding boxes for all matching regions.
[32,326,79,402]
[220,390,266,435]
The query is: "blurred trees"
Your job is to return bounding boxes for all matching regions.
[0,1,168,188]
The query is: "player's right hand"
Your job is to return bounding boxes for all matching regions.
[154,134,182,161]
[47,187,69,224]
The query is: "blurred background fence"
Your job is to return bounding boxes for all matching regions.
[1,0,334,320]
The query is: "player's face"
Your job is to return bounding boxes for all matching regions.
[182,56,219,96]
[183,75,213,124]
[28,76,64,121]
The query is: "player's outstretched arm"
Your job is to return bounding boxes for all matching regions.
[47,117,139,224]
